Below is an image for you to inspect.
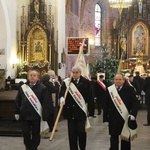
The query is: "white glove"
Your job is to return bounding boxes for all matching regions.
[94,97,97,102]
[128,115,135,120]
[138,95,141,101]
[15,114,19,120]
[104,122,109,126]
[60,97,65,105]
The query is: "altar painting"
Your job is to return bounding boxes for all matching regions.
[131,22,148,56]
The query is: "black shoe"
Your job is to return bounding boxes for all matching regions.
[143,123,150,126]
[92,115,96,118]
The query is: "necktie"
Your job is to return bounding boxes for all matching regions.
[74,79,78,84]
[117,87,120,91]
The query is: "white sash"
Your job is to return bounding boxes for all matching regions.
[64,78,91,131]
[21,84,49,134]
[108,84,137,141]
[97,80,106,91]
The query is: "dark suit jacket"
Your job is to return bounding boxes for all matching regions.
[103,83,138,136]
[14,81,53,121]
[59,76,93,120]
[134,75,144,93]
[142,76,150,105]
[129,79,140,96]
[95,80,107,104]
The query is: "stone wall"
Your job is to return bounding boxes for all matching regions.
[65,0,119,76]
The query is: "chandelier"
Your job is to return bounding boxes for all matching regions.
[109,0,133,16]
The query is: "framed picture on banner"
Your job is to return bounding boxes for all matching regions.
[97,73,105,81]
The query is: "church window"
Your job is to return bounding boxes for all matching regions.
[95,4,101,46]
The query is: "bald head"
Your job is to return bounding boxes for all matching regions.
[114,73,125,87]
[28,70,40,84]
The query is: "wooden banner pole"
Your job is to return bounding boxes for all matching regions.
[49,39,85,141]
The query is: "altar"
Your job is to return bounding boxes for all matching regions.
[121,49,149,75]
[17,0,58,78]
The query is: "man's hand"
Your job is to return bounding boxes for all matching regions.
[128,115,135,120]
[60,97,65,105]
[138,95,141,101]
[104,122,109,126]
[15,114,19,121]
[94,97,97,103]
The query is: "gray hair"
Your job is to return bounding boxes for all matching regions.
[47,70,55,77]
[72,66,82,73]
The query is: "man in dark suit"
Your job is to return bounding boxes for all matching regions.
[40,73,60,134]
[103,73,138,150]
[134,71,144,93]
[95,75,107,115]
[14,70,52,150]
[59,66,93,150]
[128,74,140,100]
[134,71,144,107]
[142,76,150,126]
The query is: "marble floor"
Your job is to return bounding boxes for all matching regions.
[0,109,150,150]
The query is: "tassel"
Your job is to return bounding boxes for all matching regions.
[131,133,138,141]
[120,135,130,142]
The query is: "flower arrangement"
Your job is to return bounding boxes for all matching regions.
[19,71,27,79]
[24,60,49,68]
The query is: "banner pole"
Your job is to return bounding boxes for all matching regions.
[49,39,85,141]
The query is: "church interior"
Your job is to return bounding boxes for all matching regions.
[0,0,150,88]
[0,0,150,149]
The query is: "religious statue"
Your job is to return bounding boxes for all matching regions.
[34,0,40,14]
[113,19,116,29]
[138,0,143,14]
[120,35,127,58]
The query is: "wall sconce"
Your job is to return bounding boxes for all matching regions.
[89,39,94,45]
[12,59,19,69]
[12,63,18,69]
[61,48,66,64]
[89,39,95,49]
[12,63,15,69]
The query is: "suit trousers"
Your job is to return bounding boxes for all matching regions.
[21,120,40,150]
[110,135,131,150]
[97,102,102,114]
[146,105,150,124]
[47,114,54,131]
[67,119,86,150]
